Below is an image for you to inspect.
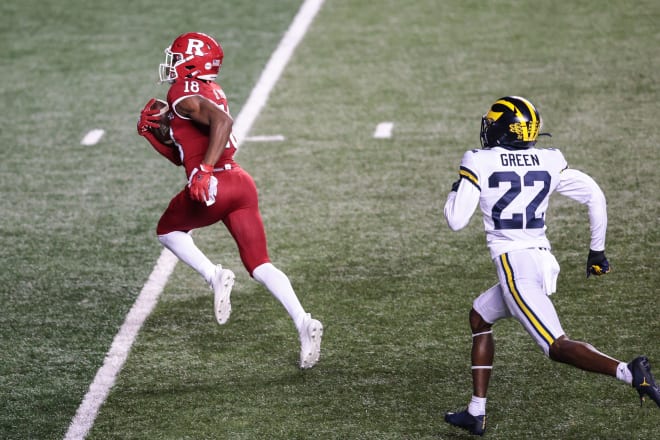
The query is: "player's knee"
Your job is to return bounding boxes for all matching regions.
[469,308,491,333]
[549,335,569,361]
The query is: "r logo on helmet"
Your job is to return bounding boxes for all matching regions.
[186,39,205,56]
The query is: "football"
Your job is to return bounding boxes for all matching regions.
[149,99,173,145]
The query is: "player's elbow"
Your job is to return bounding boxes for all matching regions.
[585,186,607,211]
[216,108,233,126]
[445,214,469,231]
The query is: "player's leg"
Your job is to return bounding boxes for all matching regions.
[156,190,235,324]
[470,307,494,399]
[549,336,619,376]
[225,207,323,368]
[497,249,660,407]
[445,284,509,436]
[549,326,660,408]
[496,249,566,356]
[222,171,304,326]
[156,189,229,283]
[223,171,323,367]
[252,262,323,369]
[497,249,618,374]
[157,230,216,283]
[221,201,305,323]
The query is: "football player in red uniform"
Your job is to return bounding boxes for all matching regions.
[137,32,322,369]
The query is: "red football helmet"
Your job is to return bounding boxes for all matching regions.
[159,32,224,83]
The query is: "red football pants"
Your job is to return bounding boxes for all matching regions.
[156,167,271,275]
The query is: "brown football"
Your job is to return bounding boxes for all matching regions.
[149,99,173,145]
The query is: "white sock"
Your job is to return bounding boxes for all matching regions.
[158,231,216,284]
[616,362,633,384]
[252,263,306,330]
[468,395,487,417]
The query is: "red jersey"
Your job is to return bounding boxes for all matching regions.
[166,79,238,177]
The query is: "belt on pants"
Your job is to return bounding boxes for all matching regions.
[213,164,233,172]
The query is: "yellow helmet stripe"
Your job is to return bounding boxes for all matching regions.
[507,97,530,141]
[494,98,516,112]
[517,96,539,140]
[486,98,516,123]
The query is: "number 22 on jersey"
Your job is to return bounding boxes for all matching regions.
[489,171,551,230]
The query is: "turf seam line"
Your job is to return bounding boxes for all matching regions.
[63,1,325,438]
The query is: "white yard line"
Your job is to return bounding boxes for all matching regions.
[63,1,325,438]
[232,0,325,147]
[245,134,286,142]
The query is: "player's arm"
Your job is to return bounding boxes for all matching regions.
[556,167,610,276]
[140,131,182,166]
[444,173,480,231]
[174,95,233,166]
[137,98,182,166]
[175,95,233,202]
[556,168,607,252]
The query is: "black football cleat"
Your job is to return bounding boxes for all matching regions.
[628,356,660,408]
[445,409,486,436]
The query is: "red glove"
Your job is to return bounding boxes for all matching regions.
[137,98,162,135]
[188,163,214,202]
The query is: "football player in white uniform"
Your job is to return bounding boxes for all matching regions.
[442,96,659,436]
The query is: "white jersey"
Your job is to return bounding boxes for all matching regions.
[444,146,607,259]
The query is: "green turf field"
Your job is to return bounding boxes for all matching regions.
[1,0,659,438]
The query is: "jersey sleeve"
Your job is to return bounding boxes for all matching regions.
[141,131,182,166]
[556,167,607,251]
[444,150,481,231]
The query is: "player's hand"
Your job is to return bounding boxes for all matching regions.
[451,179,461,192]
[188,163,214,203]
[586,249,610,277]
[137,98,162,135]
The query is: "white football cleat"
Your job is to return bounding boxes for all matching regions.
[211,265,235,325]
[299,314,323,369]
